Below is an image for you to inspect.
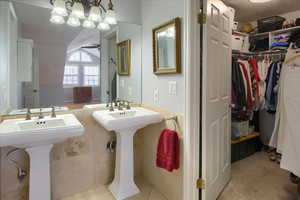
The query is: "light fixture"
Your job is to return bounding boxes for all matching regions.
[50,14,65,24]
[83,20,96,29]
[105,0,117,24]
[52,0,67,16]
[71,2,85,19]
[49,0,117,30]
[97,22,110,31]
[67,16,81,27]
[249,0,272,3]
[89,6,102,22]
[105,9,117,25]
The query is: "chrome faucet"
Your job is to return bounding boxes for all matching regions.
[126,101,131,110]
[106,91,111,108]
[25,108,31,120]
[51,106,56,118]
[38,109,44,119]
[118,100,124,110]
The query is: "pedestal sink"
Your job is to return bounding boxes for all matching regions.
[0,114,84,200]
[93,107,163,200]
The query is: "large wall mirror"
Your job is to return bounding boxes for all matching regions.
[153,17,181,74]
[0,2,142,116]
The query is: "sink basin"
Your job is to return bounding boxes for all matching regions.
[109,110,137,119]
[0,114,84,148]
[93,107,163,200]
[17,118,66,131]
[0,114,84,200]
[93,107,163,132]
[83,103,108,110]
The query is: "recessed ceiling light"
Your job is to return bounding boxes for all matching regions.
[249,0,272,3]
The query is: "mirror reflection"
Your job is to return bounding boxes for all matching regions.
[153,18,181,74]
[157,26,176,68]
[2,2,142,115]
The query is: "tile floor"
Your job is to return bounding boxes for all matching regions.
[61,152,298,200]
[218,152,299,200]
[61,178,167,200]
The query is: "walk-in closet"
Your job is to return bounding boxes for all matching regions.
[219,0,300,199]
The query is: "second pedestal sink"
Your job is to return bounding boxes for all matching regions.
[93,107,163,200]
[0,114,84,200]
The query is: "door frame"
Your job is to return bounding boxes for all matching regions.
[183,0,202,200]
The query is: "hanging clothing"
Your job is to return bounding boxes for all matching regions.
[232,59,246,110]
[257,58,270,107]
[239,61,254,110]
[264,61,282,113]
[269,47,300,176]
[248,58,261,110]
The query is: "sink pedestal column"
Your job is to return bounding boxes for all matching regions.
[26,144,53,200]
[109,129,140,200]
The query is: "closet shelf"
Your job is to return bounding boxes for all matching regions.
[231,132,260,144]
[250,26,300,37]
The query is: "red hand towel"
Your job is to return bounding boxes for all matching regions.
[156,128,180,172]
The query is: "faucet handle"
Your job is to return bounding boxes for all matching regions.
[51,106,56,118]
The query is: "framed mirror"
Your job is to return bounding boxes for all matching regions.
[117,40,131,75]
[153,17,181,74]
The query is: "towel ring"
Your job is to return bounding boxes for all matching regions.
[165,116,179,131]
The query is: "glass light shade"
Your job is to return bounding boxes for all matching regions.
[52,0,67,16]
[71,2,85,19]
[97,22,110,31]
[89,6,102,22]
[249,0,272,3]
[83,20,96,29]
[105,9,117,25]
[50,14,65,24]
[67,16,81,27]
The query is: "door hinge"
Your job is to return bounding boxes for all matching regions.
[197,179,205,189]
[198,13,207,24]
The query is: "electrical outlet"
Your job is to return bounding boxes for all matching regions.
[168,81,177,95]
[154,88,159,103]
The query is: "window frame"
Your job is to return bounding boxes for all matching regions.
[64,50,100,88]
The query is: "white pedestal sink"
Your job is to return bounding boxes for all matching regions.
[93,107,163,200]
[0,114,84,200]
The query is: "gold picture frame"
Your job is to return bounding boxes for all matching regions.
[117,40,131,75]
[153,17,181,74]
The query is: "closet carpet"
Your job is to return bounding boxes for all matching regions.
[218,152,298,200]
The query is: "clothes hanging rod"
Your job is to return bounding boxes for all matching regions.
[232,50,287,56]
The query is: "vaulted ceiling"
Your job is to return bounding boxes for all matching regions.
[223,0,300,22]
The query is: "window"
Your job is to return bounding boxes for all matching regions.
[63,66,78,85]
[81,52,92,62]
[68,51,92,63]
[84,66,99,86]
[69,52,80,62]
[64,50,100,87]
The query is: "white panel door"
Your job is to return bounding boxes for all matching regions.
[202,0,233,200]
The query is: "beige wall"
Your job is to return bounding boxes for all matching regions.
[0,106,183,200]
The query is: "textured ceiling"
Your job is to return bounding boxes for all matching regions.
[222,0,300,22]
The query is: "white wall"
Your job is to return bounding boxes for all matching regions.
[0,1,19,114]
[117,23,142,103]
[102,0,141,24]
[141,0,185,113]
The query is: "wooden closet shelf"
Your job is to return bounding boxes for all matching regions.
[231,132,260,144]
